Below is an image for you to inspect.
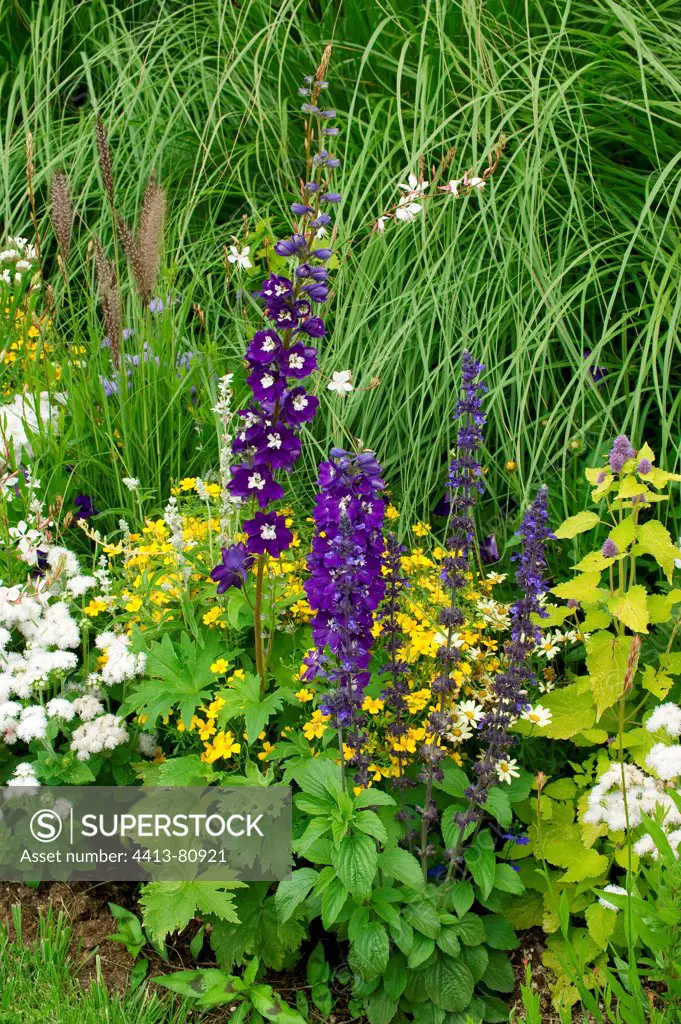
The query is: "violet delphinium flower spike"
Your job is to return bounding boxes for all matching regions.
[304,449,386,787]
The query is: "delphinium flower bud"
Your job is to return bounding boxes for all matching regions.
[304,449,386,787]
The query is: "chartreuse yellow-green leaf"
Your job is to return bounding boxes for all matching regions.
[554,511,600,540]
[586,631,633,718]
[582,605,611,631]
[573,552,612,572]
[633,520,680,583]
[648,589,681,624]
[551,573,602,604]
[606,585,649,633]
[608,516,636,551]
[617,476,649,501]
[585,903,617,949]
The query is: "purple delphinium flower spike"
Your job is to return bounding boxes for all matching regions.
[304,449,386,786]
[219,71,342,568]
[457,485,553,829]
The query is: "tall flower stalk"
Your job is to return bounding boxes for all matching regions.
[442,485,552,889]
[304,449,386,789]
[416,353,487,876]
[212,52,342,697]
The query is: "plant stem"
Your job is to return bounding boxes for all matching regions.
[254,555,266,698]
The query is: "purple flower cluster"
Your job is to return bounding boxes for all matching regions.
[609,434,635,474]
[222,74,343,570]
[304,449,386,784]
[459,485,552,824]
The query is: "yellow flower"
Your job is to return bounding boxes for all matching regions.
[303,710,330,741]
[83,598,108,618]
[362,696,385,715]
[202,730,241,763]
[203,607,222,626]
[295,688,315,703]
[179,477,197,491]
[203,483,221,498]
[125,595,143,613]
[505,460,517,472]
[227,669,245,685]
[413,522,431,537]
[385,505,399,520]
[210,658,230,674]
[257,741,275,761]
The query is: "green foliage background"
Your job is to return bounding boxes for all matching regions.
[1,0,680,539]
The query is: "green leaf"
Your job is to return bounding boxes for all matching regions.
[403,900,441,939]
[634,520,680,583]
[551,572,602,604]
[408,932,435,969]
[433,761,469,798]
[275,868,318,923]
[321,877,348,928]
[383,952,407,1002]
[349,921,389,980]
[586,630,633,718]
[331,832,377,900]
[218,674,292,743]
[366,990,398,1024]
[354,810,388,844]
[424,955,475,1012]
[436,926,461,958]
[377,847,425,891]
[123,630,224,725]
[462,944,489,983]
[554,511,600,539]
[156,755,216,786]
[483,915,518,950]
[448,880,474,917]
[452,911,486,946]
[482,950,515,993]
[585,902,617,949]
[523,678,595,739]
[494,863,525,895]
[354,788,396,809]
[483,787,513,828]
[140,882,245,943]
[606,585,649,633]
[464,843,496,900]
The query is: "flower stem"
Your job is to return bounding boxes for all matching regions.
[254,555,266,698]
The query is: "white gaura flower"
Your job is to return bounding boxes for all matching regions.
[327,370,353,395]
[495,758,521,784]
[467,176,486,190]
[374,217,387,233]
[439,179,462,196]
[227,244,252,270]
[395,196,422,222]
[398,172,429,197]
[521,704,553,728]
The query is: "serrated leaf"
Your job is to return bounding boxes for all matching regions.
[275,868,318,923]
[606,585,649,633]
[585,902,617,949]
[349,921,389,980]
[554,511,600,539]
[141,881,244,942]
[331,832,377,900]
[424,955,474,1013]
[551,573,602,604]
[377,847,425,891]
[634,520,680,583]
[586,630,633,718]
[354,810,388,844]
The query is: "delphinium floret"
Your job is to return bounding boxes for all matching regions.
[304,448,386,788]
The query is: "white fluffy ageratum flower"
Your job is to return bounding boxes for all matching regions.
[7,761,40,788]
[72,695,104,721]
[645,743,681,781]
[70,714,128,760]
[646,702,681,738]
[94,632,146,686]
[598,884,628,912]
[46,698,76,721]
[15,705,47,742]
[66,575,98,598]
